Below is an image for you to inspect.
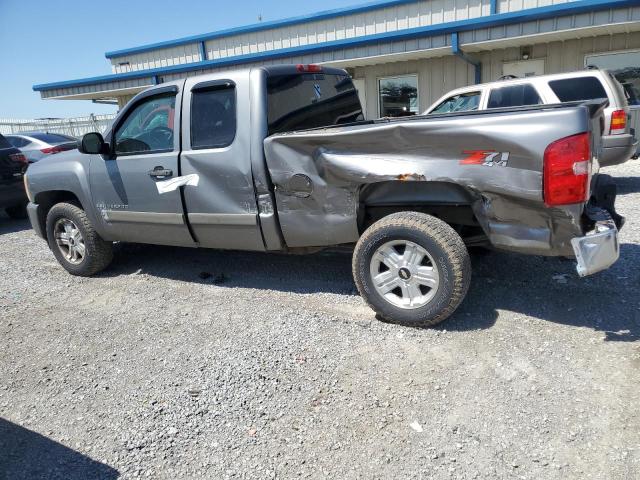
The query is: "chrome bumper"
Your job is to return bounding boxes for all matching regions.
[571,218,619,277]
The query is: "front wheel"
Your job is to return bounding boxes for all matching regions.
[45,202,113,276]
[352,212,471,327]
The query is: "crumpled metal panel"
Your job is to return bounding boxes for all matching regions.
[264,105,593,255]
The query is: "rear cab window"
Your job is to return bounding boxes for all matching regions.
[431,92,481,114]
[487,83,542,109]
[548,76,608,102]
[266,71,363,135]
[190,84,237,149]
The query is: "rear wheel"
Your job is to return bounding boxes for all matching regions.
[5,204,27,219]
[46,202,113,276]
[352,212,471,327]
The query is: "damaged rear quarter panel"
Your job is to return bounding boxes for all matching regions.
[263,107,591,254]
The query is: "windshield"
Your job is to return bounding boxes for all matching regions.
[266,72,363,135]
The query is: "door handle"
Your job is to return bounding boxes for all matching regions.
[148,166,173,179]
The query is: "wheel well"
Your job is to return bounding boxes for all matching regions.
[358,181,487,245]
[34,191,83,240]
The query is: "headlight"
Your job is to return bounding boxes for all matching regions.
[23,173,33,203]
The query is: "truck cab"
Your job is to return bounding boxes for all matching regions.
[27,65,363,252]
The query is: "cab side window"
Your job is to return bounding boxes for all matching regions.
[191,86,236,149]
[487,84,542,109]
[114,94,176,155]
[431,92,481,114]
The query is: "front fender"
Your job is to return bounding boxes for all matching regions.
[27,151,105,237]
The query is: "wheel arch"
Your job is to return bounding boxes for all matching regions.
[357,181,482,237]
[33,190,84,240]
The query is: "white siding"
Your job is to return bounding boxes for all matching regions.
[110,43,203,74]
[108,0,492,72]
[350,30,640,117]
[204,0,492,60]
[497,0,577,14]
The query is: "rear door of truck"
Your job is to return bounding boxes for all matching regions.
[179,74,265,250]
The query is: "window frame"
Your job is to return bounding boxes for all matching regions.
[547,76,609,103]
[111,85,178,158]
[189,80,237,150]
[377,74,420,118]
[430,91,482,114]
[486,82,543,109]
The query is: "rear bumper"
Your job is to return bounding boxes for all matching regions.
[27,202,46,239]
[571,216,619,277]
[600,134,638,166]
[571,174,623,277]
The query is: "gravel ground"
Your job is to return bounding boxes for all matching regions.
[1,162,639,480]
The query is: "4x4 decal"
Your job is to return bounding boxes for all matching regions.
[460,150,510,167]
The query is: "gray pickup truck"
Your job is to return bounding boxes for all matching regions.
[24,64,623,327]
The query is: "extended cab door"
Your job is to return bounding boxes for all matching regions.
[89,83,194,246]
[179,75,265,250]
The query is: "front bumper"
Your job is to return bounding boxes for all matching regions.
[571,217,619,277]
[27,202,46,239]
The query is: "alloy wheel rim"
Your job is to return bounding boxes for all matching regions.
[369,240,439,309]
[54,218,86,265]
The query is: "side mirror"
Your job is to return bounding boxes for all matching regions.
[79,132,108,155]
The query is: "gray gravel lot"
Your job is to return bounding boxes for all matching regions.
[1,162,639,480]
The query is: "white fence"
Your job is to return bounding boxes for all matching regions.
[0,114,116,138]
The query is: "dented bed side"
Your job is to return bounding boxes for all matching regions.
[263,104,599,256]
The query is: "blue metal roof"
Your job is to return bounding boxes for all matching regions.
[34,0,638,92]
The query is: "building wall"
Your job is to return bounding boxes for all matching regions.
[352,30,640,116]
[109,0,581,73]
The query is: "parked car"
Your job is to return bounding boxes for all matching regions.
[0,133,28,218]
[24,65,622,327]
[5,132,78,163]
[424,69,638,166]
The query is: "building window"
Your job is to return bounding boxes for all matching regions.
[378,75,418,117]
[585,51,640,106]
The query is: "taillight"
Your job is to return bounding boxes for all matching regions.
[9,153,28,165]
[610,110,626,135]
[296,64,322,73]
[41,146,64,154]
[543,132,591,207]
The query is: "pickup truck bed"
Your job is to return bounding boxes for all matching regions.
[265,101,613,256]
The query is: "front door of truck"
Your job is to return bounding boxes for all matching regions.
[89,84,194,246]
[179,76,264,250]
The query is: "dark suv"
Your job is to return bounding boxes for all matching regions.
[0,133,29,218]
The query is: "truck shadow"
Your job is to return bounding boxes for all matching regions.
[0,418,119,480]
[614,175,640,195]
[104,242,639,342]
[444,242,640,342]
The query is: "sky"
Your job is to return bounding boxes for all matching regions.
[0,0,355,119]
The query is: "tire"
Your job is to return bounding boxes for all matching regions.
[5,204,27,219]
[352,211,471,327]
[45,202,113,276]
